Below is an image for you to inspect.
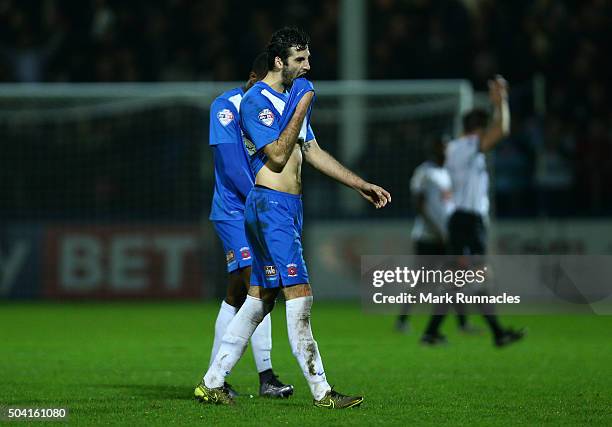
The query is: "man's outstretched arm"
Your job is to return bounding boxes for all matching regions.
[302,139,391,209]
[480,75,510,152]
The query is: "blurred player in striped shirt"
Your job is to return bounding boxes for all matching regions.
[424,76,524,347]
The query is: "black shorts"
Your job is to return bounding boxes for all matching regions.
[448,210,487,255]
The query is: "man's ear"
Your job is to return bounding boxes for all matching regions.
[274,56,283,70]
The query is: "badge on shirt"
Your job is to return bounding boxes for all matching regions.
[217,109,234,126]
[287,263,298,277]
[258,109,275,127]
[240,247,251,260]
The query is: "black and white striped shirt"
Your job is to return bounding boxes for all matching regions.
[445,134,489,217]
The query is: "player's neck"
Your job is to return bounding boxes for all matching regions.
[262,73,285,94]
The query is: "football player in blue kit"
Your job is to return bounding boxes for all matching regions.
[206,52,293,399]
[196,27,391,409]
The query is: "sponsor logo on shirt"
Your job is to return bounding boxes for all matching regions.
[226,250,235,265]
[243,136,256,156]
[287,263,298,277]
[217,108,234,126]
[258,108,275,126]
[240,247,251,260]
[264,265,277,278]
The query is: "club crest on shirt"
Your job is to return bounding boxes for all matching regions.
[258,109,275,126]
[226,250,235,265]
[287,263,298,277]
[240,247,251,260]
[264,265,277,278]
[217,108,234,126]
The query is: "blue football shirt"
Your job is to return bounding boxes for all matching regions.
[240,81,315,176]
[208,87,255,221]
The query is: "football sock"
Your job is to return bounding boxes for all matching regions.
[251,313,273,374]
[204,295,265,388]
[209,300,236,368]
[286,296,331,401]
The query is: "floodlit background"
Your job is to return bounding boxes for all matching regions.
[1,0,610,300]
[0,2,610,425]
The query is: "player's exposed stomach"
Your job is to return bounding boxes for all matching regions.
[256,146,303,195]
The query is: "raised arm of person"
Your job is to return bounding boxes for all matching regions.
[262,92,314,172]
[301,138,391,209]
[480,75,510,152]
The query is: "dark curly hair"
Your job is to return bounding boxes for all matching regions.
[266,27,310,71]
[251,52,268,79]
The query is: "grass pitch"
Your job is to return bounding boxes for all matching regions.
[1,302,610,426]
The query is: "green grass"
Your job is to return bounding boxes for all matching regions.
[1,302,610,426]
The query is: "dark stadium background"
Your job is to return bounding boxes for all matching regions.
[1,0,610,217]
[0,2,610,424]
[1,0,611,300]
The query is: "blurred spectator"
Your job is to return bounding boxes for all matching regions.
[0,0,610,217]
[534,117,575,216]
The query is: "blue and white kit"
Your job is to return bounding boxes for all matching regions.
[240,79,315,288]
[208,87,254,273]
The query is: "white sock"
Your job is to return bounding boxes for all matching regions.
[250,313,273,373]
[204,295,266,388]
[209,301,237,368]
[286,296,331,401]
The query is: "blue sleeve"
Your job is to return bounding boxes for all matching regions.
[306,124,315,142]
[209,98,240,146]
[278,78,315,143]
[240,95,280,151]
[213,144,254,201]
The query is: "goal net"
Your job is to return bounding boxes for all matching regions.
[0,80,473,222]
[0,80,473,299]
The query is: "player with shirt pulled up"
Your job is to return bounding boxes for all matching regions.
[206,52,293,398]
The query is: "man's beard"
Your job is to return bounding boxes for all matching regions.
[281,67,298,89]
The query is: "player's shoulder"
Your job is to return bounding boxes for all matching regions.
[213,87,243,112]
[414,160,435,175]
[241,82,280,117]
[243,82,286,107]
[242,82,267,102]
[411,161,431,185]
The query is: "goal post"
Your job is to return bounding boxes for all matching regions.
[0,79,475,299]
[0,79,474,222]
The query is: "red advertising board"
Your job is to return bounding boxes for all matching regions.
[43,225,207,299]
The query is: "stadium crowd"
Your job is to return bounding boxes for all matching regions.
[0,0,610,217]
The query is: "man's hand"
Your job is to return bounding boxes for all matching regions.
[488,75,508,106]
[357,183,392,209]
[481,75,510,152]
